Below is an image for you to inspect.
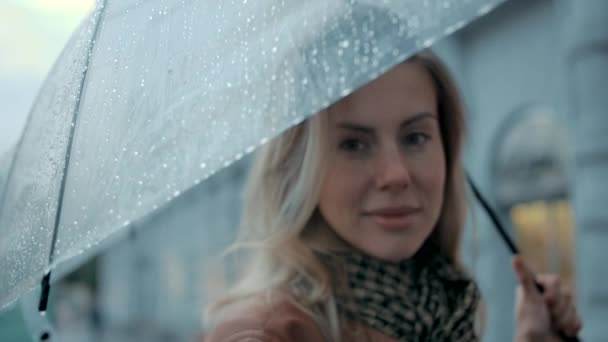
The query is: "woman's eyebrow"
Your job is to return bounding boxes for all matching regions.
[335,122,374,134]
[335,112,437,134]
[400,112,437,128]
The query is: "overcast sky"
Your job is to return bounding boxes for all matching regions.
[0,0,93,156]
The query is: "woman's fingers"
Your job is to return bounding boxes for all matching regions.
[537,274,561,306]
[512,256,551,340]
[511,256,583,339]
[536,274,583,337]
[561,306,582,336]
[512,256,541,297]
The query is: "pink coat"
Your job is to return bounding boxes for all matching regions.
[203,292,398,342]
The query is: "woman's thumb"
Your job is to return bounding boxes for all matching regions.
[512,256,539,295]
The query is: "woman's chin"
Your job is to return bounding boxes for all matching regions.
[360,242,422,262]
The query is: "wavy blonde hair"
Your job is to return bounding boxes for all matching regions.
[211,49,468,341]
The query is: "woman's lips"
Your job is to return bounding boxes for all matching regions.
[365,207,421,230]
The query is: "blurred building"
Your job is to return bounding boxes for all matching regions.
[434,0,608,340]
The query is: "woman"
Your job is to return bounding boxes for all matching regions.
[204,51,581,341]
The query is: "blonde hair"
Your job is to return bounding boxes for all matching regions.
[210,49,468,341]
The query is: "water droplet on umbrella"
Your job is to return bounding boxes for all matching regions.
[478,4,493,15]
[422,38,435,48]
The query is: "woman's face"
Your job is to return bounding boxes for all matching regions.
[318,61,446,261]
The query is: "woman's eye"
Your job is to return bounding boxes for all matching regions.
[403,132,430,147]
[339,138,368,152]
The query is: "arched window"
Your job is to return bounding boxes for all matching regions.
[493,105,574,286]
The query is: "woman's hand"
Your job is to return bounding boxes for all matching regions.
[512,255,582,342]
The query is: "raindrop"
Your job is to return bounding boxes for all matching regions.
[173,190,180,197]
[478,4,493,15]
[445,25,458,35]
[162,163,168,168]
[200,162,207,169]
[73,221,78,226]
[340,88,352,97]
[339,39,350,48]
[422,38,435,48]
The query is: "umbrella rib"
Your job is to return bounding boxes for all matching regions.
[39,0,109,314]
[465,172,519,255]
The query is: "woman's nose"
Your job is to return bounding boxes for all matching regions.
[375,148,412,191]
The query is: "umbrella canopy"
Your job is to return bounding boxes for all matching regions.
[0,0,506,312]
[0,147,15,197]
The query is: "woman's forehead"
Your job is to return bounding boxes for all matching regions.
[327,63,438,125]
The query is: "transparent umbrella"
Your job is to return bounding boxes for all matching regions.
[0,0,507,336]
[0,147,15,197]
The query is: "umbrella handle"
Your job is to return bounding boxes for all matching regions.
[20,281,55,341]
[38,273,51,312]
[465,173,581,342]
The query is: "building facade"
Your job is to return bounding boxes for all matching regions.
[435,0,608,340]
